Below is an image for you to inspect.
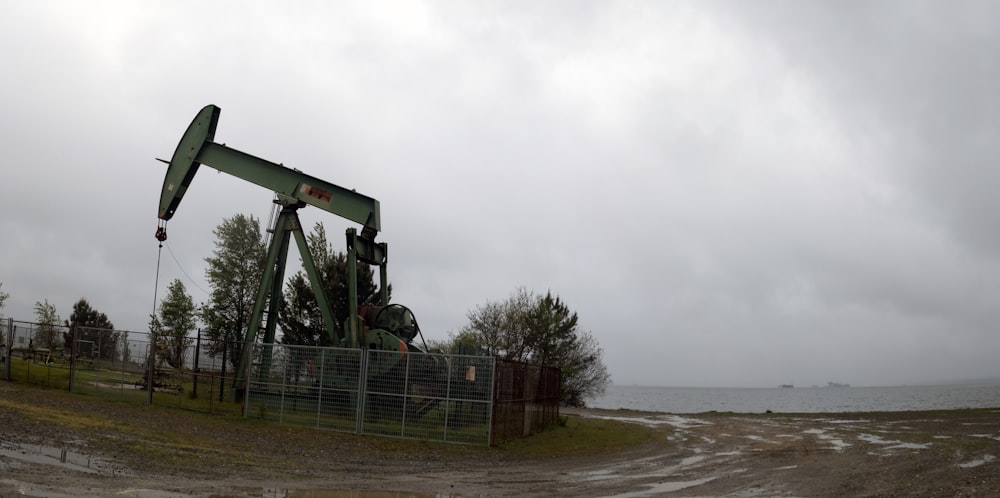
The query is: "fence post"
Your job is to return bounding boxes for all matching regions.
[146,331,156,404]
[356,349,368,435]
[192,329,201,398]
[67,326,77,392]
[219,340,227,403]
[2,318,11,381]
[488,357,497,446]
[241,342,252,417]
[315,347,325,429]
[443,355,453,441]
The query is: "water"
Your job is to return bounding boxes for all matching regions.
[0,441,118,475]
[588,383,1000,413]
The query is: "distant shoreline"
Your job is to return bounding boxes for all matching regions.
[606,378,1000,389]
[589,382,1000,414]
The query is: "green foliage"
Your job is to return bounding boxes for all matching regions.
[444,330,485,355]
[63,298,118,360]
[156,279,197,368]
[201,214,266,369]
[32,299,62,351]
[460,288,611,407]
[462,287,534,359]
[0,282,8,321]
[278,222,389,347]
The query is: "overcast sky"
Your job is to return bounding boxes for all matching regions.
[2,1,998,389]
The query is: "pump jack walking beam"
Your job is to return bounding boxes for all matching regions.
[158,105,380,237]
[156,105,386,397]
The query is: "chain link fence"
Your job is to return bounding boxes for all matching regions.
[245,344,498,444]
[0,321,242,414]
[70,327,244,415]
[1,320,72,387]
[3,319,560,445]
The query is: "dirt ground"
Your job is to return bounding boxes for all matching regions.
[1,381,998,497]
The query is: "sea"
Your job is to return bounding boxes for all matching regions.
[587,383,1000,414]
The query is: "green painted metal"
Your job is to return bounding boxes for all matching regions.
[347,227,388,307]
[158,105,380,237]
[347,231,359,349]
[158,105,386,399]
[240,206,290,387]
[345,228,389,348]
[195,142,381,236]
[240,204,344,385]
[291,215,342,345]
[158,106,219,221]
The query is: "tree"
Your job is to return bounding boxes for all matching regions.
[279,222,389,347]
[463,287,534,360]
[155,279,197,369]
[442,329,485,355]
[33,299,62,351]
[459,288,611,407]
[201,214,266,370]
[0,282,9,322]
[63,298,118,360]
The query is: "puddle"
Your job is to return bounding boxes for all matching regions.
[957,455,995,469]
[568,468,619,481]
[816,418,871,425]
[113,490,193,497]
[605,476,717,497]
[271,491,450,498]
[802,428,850,452]
[0,441,118,475]
[589,414,710,429]
[971,433,1000,442]
[857,434,931,450]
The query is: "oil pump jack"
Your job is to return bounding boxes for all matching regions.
[155,105,428,396]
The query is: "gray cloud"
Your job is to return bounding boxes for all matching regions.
[1,1,997,388]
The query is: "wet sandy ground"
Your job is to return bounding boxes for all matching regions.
[554,408,1000,497]
[1,380,998,497]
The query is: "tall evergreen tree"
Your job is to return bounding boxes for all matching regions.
[63,298,117,359]
[201,214,265,370]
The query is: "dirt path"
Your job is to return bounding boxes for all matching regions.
[562,408,1000,497]
[1,381,998,497]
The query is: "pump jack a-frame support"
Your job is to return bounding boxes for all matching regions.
[156,105,388,395]
[247,202,388,385]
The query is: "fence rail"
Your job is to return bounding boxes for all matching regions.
[1,319,559,445]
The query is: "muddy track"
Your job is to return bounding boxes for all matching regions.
[1,382,998,497]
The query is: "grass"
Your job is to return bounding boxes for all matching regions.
[5,361,654,459]
[3,382,655,463]
[0,395,114,431]
[499,414,662,458]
